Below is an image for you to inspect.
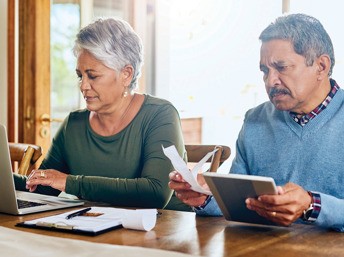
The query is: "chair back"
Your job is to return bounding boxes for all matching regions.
[185,144,231,172]
[9,143,43,175]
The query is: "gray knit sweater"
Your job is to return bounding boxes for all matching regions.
[197,86,344,231]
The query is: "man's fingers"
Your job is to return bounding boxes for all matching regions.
[183,197,207,207]
[175,190,203,200]
[277,186,284,194]
[246,198,284,213]
[168,171,191,190]
[169,171,178,180]
[169,171,186,182]
[175,191,207,206]
[168,171,208,207]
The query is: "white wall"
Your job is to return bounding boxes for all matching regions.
[0,0,7,127]
[161,0,281,172]
[155,0,344,173]
[290,0,344,85]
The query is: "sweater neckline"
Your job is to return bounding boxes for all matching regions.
[283,88,344,136]
[85,94,148,141]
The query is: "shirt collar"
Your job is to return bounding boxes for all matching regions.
[289,79,339,126]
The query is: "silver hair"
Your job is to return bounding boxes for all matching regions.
[73,17,144,90]
[259,13,335,77]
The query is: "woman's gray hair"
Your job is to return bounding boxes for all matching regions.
[73,17,144,90]
[259,13,335,77]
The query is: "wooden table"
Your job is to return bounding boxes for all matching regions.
[1,207,344,257]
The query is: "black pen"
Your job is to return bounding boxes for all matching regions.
[65,207,91,220]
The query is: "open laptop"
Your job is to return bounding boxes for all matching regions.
[0,124,84,215]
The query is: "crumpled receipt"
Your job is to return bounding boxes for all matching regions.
[162,145,217,195]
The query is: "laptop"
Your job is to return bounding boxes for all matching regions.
[0,124,84,215]
[203,172,279,226]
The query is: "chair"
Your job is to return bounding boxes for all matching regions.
[9,143,43,175]
[185,144,231,172]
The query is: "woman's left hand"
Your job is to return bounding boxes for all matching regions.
[26,169,68,192]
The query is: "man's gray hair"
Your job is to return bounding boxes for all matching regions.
[259,13,335,77]
[73,17,144,90]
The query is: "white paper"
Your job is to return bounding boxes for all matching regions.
[162,145,216,195]
[24,207,157,232]
[121,209,157,231]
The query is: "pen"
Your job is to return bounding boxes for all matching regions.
[65,207,91,220]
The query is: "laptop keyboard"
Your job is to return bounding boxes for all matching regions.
[17,199,47,209]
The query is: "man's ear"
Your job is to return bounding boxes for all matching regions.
[121,65,134,85]
[315,54,331,80]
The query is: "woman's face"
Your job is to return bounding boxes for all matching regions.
[76,50,125,114]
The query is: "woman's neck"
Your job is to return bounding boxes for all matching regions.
[90,93,141,136]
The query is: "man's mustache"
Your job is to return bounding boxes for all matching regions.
[268,87,291,99]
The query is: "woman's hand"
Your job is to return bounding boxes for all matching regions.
[168,171,208,207]
[26,169,68,192]
[245,183,312,226]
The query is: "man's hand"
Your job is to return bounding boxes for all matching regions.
[26,169,68,192]
[245,182,312,226]
[168,171,208,207]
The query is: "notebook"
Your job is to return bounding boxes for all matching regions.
[0,124,84,215]
[203,172,279,226]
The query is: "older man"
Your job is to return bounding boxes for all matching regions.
[169,13,344,231]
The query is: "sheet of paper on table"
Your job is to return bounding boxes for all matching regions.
[162,145,216,195]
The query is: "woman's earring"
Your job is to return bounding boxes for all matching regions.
[123,87,129,98]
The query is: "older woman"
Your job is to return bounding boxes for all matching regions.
[14,18,189,210]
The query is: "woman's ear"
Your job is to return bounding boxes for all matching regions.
[121,65,134,85]
[315,54,331,81]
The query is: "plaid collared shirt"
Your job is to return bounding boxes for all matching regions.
[289,79,339,126]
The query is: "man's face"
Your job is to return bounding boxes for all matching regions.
[260,39,320,114]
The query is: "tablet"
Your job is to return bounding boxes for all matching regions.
[203,172,278,226]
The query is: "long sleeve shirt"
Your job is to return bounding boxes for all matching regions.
[14,95,187,209]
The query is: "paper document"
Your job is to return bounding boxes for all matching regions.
[22,207,157,233]
[121,209,157,231]
[162,145,216,195]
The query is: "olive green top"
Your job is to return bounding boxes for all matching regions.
[15,95,188,209]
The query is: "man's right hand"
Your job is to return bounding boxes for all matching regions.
[168,171,209,207]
